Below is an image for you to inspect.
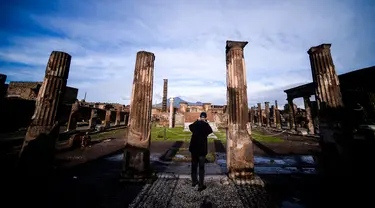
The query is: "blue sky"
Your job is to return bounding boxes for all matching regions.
[1,0,375,108]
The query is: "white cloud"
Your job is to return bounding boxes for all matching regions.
[1,0,374,108]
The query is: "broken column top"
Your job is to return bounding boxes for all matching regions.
[163,79,168,82]
[226,40,248,51]
[307,43,332,55]
[265,101,270,104]
[137,51,155,56]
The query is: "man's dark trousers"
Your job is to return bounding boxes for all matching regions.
[191,154,206,186]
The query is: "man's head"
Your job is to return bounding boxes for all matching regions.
[199,112,207,120]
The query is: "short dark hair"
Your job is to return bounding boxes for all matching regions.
[200,112,207,118]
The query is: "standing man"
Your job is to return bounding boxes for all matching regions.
[189,112,213,191]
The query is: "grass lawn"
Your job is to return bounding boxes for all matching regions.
[252,129,284,142]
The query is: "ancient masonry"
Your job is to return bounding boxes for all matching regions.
[162,79,168,112]
[308,44,343,108]
[122,51,155,177]
[115,109,121,126]
[265,102,270,127]
[308,44,343,143]
[67,100,80,131]
[225,40,254,178]
[257,103,262,126]
[24,51,72,143]
[275,100,281,129]
[288,97,296,130]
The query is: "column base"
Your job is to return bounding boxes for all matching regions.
[121,145,152,183]
[115,120,121,126]
[228,168,254,180]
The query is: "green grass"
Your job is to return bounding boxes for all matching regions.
[151,127,227,143]
[251,130,284,142]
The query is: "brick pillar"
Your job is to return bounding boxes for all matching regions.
[304,96,314,134]
[179,102,188,113]
[124,112,129,126]
[275,100,281,129]
[67,100,79,131]
[257,103,262,126]
[169,97,174,128]
[265,102,270,127]
[89,108,97,129]
[288,98,296,130]
[122,51,155,178]
[103,110,111,128]
[115,110,121,126]
[225,40,253,179]
[162,79,168,112]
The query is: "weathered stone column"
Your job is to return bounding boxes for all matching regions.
[203,103,212,112]
[115,110,121,126]
[225,40,253,179]
[287,98,296,130]
[308,44,343,109]
[257,103,262,126]
[122,51,155,178]
[250,107,255,125]
[124,112,129,126]
[66,100,80,131]
[169,97,174,128]
[265,102,270,127]
[275,100,281,129]
[162,79,168,112]
[179,101,188,113]
[304,96,315,134]
[23,51,71,141]
[104,110,111,128]
[89,108,97,129]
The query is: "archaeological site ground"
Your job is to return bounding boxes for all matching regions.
[0,41,374,207]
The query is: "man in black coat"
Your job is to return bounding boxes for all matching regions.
[189,112,213,191]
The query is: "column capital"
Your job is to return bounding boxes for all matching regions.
[307,43,332,55]
[226,40,248,52]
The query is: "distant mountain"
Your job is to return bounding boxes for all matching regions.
[153,97,203,108]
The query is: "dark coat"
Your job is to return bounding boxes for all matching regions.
[188,120,213,156]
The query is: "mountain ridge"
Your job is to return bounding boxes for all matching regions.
[153,97,203,108]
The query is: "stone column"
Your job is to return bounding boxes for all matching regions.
[250,107,255,125]
[308,44,343,109]
[124,112,129,126]
[115,110,121,126]
[66,100,80,131]
[271,105,276,127]
[275,100,281,129]
[122,51,155,178]
[265,102,270,127]
[104,110,111,128]
[304,96,314,134]
[287,98,296,130]
[162,79,168,112]
[20,51,72,156]
[89,108,97,129]
[203,103,211,112]
[179,101,188,113]
[225,40,253,179]
[169,97,174,128]
[257,103,262,126]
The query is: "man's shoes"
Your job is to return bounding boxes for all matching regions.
[198,185,206,192]
[192,181,199,187]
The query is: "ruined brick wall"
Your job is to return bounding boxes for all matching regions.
[152,112,169,127]
[184,112,213,122]
[7,81,77,104]
[174,113,184,127]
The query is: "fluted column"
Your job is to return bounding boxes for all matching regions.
[265,102,270,127]
[275,100,281,129]
[122,51,155,177]
[287,98,296,130]
[115,110,121,126]
[169,97,174,128]
[67,100,80,131]
[225,40,253,179]
[308,44,343,109]
[257,103,262,126]
[304,96,314,134]
[24,51,71,142]
[162,79,168,112]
